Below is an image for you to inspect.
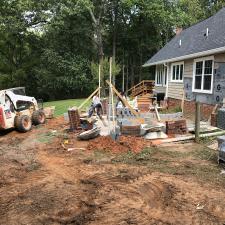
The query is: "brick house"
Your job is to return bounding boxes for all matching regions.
[143,8,225,120]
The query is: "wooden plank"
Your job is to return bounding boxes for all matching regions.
[98,64,101,98]
[154,104,161,122]
[106,80,139,116]
[207,104,218,123]
[78,87,100,110]
[195,101,201,143]
[181,88,185,113]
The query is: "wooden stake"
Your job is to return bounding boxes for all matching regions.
[195,101,201,143]
[181,88,185,113]
[106,80,139,116]
[154,104,161,122]
[78,87,100,110]
[109,57,116,132]
[98,64,101,98]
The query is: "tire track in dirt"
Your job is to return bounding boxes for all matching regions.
[37,151,225,225]
[78,172,225,225]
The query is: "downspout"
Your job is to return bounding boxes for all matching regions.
[164,63,169,99]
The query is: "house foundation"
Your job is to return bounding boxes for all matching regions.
[167,97,215,121]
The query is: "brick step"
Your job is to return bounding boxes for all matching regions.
[138,100,151,103]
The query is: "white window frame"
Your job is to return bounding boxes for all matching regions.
[192,56,214,94]
[155,65,167,86]
[171,61,184,83]
[163,66,167,87]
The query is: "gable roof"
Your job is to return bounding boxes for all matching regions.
[143,8,225,67]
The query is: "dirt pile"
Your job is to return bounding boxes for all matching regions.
[87,136,150,153]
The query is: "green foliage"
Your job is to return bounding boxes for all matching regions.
[0,0,224,100]
[91,58,121,93]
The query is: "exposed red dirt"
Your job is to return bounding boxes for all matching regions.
[0,117,225,225]
[87,135,150,153]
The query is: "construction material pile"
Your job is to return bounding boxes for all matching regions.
[87,136,150,153]
[166,119,187,135]
[68,108,81,130]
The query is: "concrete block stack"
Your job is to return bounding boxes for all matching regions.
[217,108,225,130]
[68,108,81,131]
[166,119,187,135]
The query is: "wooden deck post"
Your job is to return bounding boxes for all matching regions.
[195,101,201,143]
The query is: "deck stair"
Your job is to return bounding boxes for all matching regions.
[137,93,153,112]
[127,80,154,98]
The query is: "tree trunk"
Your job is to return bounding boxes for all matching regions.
[139,49,143,82]
[131,58,134,87]
[112,0,118,86]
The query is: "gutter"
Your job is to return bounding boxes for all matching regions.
[143,46,225,67]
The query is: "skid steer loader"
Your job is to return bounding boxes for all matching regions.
[0,87,46,132]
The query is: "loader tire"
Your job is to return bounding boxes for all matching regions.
[32,110,46,125]
[15,115,32,132]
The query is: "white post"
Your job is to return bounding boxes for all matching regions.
[165,63,169,98]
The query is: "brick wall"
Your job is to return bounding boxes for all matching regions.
[211,113,217,127]
[167,97,215,121]
[166,119,187,135]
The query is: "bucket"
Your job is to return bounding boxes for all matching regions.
[64,113,69,121]
[43,106,55,119]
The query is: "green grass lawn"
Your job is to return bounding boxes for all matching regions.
[44,99,91,116]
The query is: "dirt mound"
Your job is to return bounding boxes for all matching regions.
[87,136,149,153]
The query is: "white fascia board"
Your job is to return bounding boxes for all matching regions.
[142,46,225,67]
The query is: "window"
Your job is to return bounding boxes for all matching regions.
[193,57,213,93]
[155,65,167,86]
[171,62,184,82]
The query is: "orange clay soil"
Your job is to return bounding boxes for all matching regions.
[0,116,225,225]
[87,135,150,153]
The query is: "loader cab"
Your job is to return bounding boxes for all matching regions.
[7,87,26,96]
[0,92,16,129]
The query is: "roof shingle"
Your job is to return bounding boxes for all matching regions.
[144,8,225,66]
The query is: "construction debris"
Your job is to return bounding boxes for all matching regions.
[87,135,149,153]
[43,106,55,119]
[217,136,225,163]
[77,127,101,140]
[68,108,81,131]
[144,131,168,140]
[166,119,187,135]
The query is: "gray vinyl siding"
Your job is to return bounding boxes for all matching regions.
[163,53,225,100]
[167,83,184,99]
[184,59,193,78]
[167,62,184,100]
[215,53,225,62]
[154,85,166,93]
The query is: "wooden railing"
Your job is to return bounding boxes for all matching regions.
[127,80,155,97]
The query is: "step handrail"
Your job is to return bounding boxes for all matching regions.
[127,80,154,96]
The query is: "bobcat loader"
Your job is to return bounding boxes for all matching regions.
[0,87,46,132]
